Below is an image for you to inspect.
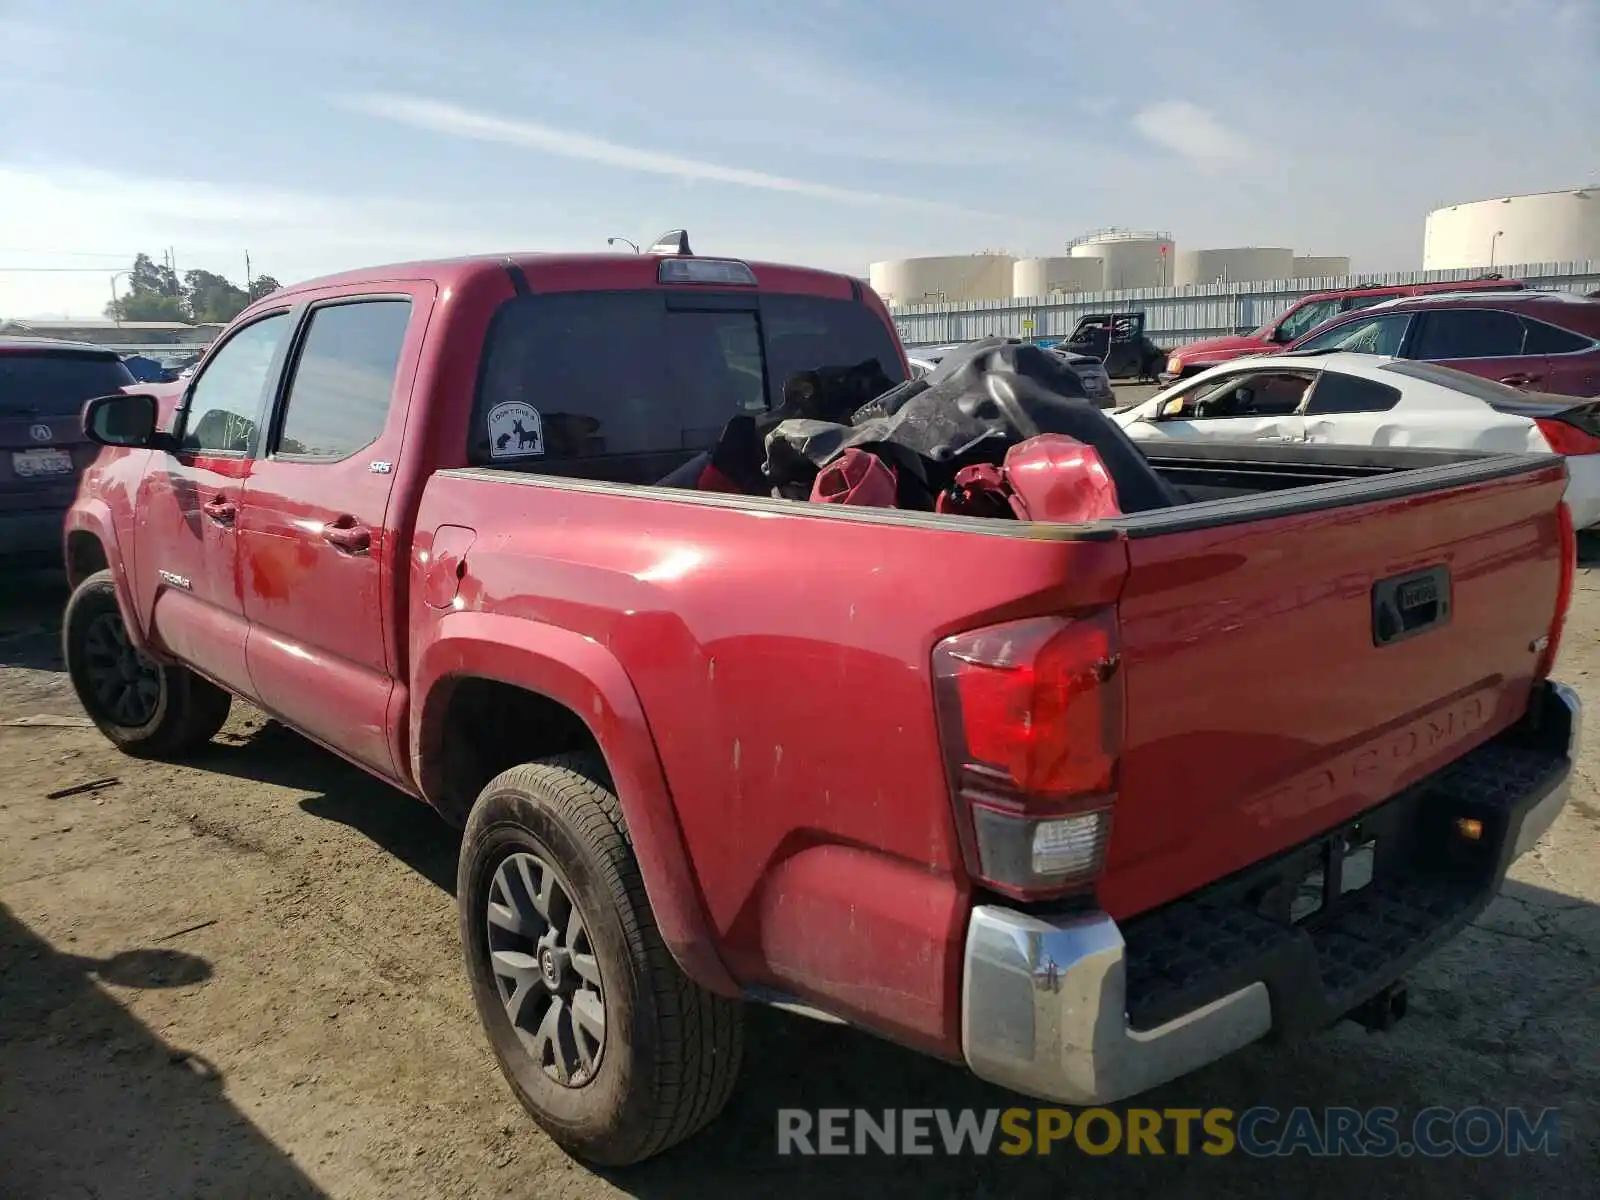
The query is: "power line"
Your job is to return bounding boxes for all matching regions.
[0,266,128,273]
[0,249,134,260]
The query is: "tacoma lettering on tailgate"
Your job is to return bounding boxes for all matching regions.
[1245,691,1493,826]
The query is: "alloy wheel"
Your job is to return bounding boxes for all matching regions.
[486,851,606,1086]
[80,611,161,728]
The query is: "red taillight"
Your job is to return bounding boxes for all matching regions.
[1535,418,1600,456]
[932,611,1123,899]
[1538,502,1576,679]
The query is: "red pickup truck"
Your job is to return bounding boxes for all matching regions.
[63,248,1580,1166]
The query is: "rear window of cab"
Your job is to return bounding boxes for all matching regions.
[469,290,904,483]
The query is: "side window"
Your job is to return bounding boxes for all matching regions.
[1522,318,1591,354]
[1275,299,1341,343]
[1293,313,1412,356]
[1408,309,1525,360]
[180,313,291,454]
[274,300,412,461]
[1166,371,1314,420]
[1304,370,1402,414]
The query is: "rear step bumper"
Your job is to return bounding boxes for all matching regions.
[961,680,1581,1106]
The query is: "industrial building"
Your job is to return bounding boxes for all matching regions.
[1291,255,1352,279]
[1424,187,1600,270]
[866,253,1016,306]
[873,229,1349,304]
[1175,247,1291,286]
[1067,229,1175,290]
[872,187,1599,306]
[1011,257,1102,299]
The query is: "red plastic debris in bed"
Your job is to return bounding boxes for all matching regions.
[1003,434,1122,522]
[696,461,748,494]
[937,435,1122,523]
[809,448,899,507]
[937,463,1014,519]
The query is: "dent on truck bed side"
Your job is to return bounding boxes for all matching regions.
[410,609,741,997]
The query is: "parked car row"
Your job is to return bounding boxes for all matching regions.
[1162,274,1530,381]
[50,240,1582,1167]
[1112,351,1600,527]
[1273,290,1600,398]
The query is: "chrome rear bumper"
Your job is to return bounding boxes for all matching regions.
[961,680,1581,1106]
[962,906,1271,1105]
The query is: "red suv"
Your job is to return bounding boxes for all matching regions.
[1163,276,1527,381]
[1280,291,1600,397]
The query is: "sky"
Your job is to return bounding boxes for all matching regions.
[0,0,1595,318]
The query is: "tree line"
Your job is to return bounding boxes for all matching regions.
[107,253,283,324]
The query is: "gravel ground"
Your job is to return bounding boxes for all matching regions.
[2,526,1598,1198]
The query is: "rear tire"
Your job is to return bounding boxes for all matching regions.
[459,753,742,1166]
[63,569,231,758]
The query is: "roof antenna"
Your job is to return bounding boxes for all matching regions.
[648,230,692,256]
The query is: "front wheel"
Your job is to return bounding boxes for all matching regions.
[459,753,743,1165]
[63,569,232,757]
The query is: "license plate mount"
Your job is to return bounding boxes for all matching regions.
[1290,834,1378,924]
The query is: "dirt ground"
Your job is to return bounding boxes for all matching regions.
[3,537,1599,1197]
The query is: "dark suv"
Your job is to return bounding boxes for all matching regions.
[1,339,133,567]
[1282,291,1600,397]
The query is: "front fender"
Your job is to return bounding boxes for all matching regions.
[63,501,151,652]
[412,611,738,997]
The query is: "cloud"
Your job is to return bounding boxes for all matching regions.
[343,92,997,216]
[1131,101,1255,170]
[0,163,545,318]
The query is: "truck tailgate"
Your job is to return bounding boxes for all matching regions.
[1099,458,1569,919]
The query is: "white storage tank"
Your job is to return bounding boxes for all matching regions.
[1011,256,1104,298]
[1292,255,1351,279]
[1174,247,1293,286]
[867,254,1016,307]
[1424,188,1600,270]
[1067,230,1175,290]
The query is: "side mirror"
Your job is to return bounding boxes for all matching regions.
[1159,397,1186,419]
[82,392,163,449]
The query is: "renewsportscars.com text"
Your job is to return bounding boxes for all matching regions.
[776,1106,1560,1158]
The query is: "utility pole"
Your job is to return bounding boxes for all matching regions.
[245,250,253,293]
[108,271,131,327]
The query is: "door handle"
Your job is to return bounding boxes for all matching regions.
[322,517,371,555]
[1499,373,1542,386]
[202,496,236,525]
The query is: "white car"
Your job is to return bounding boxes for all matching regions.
[1110,351,1600,527]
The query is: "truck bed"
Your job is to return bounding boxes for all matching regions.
[411,439,1569,1051]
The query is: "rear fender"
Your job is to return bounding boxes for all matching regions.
[412,611,738,996]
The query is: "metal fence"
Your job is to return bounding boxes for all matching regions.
[888,261,1600,349]
[105,344,203,357]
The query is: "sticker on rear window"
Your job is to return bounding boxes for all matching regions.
[487,401,544,458]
